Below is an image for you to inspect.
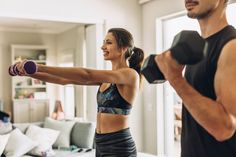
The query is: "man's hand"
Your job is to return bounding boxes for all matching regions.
[154,51,185,84]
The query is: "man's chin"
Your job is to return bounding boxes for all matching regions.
[187,12,198,19]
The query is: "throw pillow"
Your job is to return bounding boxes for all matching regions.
[25,125,59,156]
[0,122,12,135]
[0,134,10,155]
[13,122,43,133]
[44,117,75,148]
[71,122,95,148]
[4,128,37,157]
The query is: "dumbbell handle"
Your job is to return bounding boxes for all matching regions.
[8,61,38,76]
[141,54,165,84]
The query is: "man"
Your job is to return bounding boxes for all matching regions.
[155,0,236,156]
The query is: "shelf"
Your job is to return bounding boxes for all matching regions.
[14,85,47,89]
[35,60,46,63]
[13,98,48,101]
[11,44,49,123]
[11,44,48,100]
[14,60,46,64]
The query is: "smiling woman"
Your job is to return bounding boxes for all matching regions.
[12,27,145,157]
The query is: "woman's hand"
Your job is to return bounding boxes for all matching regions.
[16,59,28,76]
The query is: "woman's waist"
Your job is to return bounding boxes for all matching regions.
[97,106,131,115]
[96,113,129,134]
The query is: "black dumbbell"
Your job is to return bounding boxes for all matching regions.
[141,30,207,84]
[9,61,38,76]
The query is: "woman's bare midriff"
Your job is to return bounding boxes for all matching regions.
[96,112,129,134]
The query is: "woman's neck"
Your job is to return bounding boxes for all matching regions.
[111,59,128,70]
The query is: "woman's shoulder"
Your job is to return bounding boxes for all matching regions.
[120,67,139,77]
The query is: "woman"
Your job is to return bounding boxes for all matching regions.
[51,100,65,120]
[17,28,144,157]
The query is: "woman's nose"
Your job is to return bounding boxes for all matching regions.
[101,44,105,50]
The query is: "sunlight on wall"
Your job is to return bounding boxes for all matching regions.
[227,3,236,27]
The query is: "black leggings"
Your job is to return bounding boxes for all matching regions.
[95,128,137,157]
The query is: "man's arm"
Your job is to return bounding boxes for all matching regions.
[155,39,236,141]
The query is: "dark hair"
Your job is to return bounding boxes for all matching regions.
[108,28,144,76]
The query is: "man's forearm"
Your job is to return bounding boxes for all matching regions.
[170,77,234,140]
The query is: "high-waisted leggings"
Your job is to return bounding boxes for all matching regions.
[95,128,137,157]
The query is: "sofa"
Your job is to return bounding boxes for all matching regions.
[1,117,96,157]
[0,117,157,157]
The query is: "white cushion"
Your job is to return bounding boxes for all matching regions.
[0,122,12,134]
[0,134,10,155]
[44,117,75,148]
[25,125,59,156]
[4,128,37,157]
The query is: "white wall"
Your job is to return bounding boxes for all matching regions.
[0,0,142,46]
[0,44,2,101]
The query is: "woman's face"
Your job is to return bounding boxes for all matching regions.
[101,32,122,61]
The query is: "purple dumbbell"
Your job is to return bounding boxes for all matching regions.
[9,63,19,76]
[9,61,38,76]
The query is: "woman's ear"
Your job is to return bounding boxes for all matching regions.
[121,47,128,53]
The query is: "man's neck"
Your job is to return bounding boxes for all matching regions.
[198,8,228,38]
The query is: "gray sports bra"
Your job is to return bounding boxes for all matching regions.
[97,84,132,115]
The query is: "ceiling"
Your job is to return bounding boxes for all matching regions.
[0,17,82,34]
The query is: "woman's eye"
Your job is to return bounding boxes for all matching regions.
[103,40,112,45]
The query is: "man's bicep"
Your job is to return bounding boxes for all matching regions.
[215,40,236,117]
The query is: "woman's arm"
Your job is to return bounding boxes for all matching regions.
[36,64,139,86]
[30,72,74,85]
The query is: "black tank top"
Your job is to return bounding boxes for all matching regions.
[182,25,236,157]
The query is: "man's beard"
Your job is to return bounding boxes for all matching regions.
[187,8,212,20]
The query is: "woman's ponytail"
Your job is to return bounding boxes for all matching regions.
[126,47,144,75]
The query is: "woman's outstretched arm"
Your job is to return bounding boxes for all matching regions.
[17,61,139,86]
[35,64,139,86]
[30,72,101,85]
